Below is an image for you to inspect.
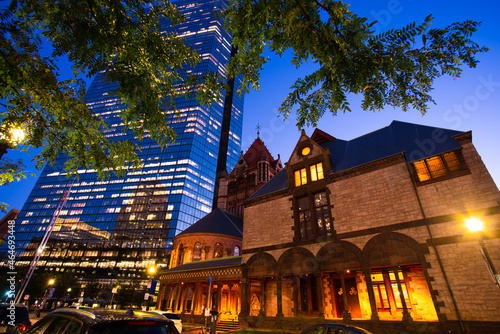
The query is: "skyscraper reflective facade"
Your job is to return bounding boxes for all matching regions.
[5,0,243,285]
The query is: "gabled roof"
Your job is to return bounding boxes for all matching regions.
[248,121,465,201]
[311,128,336,144]
[230,138,277,176]
[177,208,243,238]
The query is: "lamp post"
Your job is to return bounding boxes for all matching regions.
[36,279,54,317]
[144,266,157,310]
[466,217,500,288]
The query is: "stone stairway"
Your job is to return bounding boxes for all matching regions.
[216,319,239,332]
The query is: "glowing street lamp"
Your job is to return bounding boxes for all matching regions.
[465,217,483,232]
[148,266,156,275]
[466,217,500,288]
[0,126,25,158]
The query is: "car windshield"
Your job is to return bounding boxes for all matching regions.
[89,324,176,334]
[0,306,30,323]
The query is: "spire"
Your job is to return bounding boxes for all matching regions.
[256,123,261,138]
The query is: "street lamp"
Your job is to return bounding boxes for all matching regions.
[0,126,25,158]
[36,278,54,317]
[465,217,500,288]
[144,266,158,310]
[148,266,156,275]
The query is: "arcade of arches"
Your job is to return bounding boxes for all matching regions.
[240,233,438,325]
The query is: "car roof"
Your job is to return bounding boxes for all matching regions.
[0,303,27,308]
[46,308,172,324]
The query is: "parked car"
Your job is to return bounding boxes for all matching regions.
[25,308,178,334]
[300,324,374,334]
[148,311,182,333]
[0,303,32,333]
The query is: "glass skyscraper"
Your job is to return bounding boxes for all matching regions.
[4,0,243,287]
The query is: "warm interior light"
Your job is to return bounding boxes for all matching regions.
[148,266,156,274]
[466,217,483,232]
[48,279,55,285]
[301,147,311,156]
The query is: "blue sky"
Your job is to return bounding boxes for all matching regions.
[1,0,499,219]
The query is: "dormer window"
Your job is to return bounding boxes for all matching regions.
[310,163,324,181]
[295,168,308,187]
[413,151,465,183]
[294,162,324,187]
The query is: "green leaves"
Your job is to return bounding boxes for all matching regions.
[224,0,488,128]
[0,0,224,182]
[0,0,489,189]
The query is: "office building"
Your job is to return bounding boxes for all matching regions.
[3,0,243,293]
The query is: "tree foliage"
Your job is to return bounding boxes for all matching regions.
[0,0,223,183]
[0,0,488,194]
[223,0,488,127]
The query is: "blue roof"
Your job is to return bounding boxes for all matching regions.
[178,208,243,238]
[248,121,464,201]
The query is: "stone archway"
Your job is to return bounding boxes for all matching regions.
[277,247,319,317]
[316,241,364,319]
[363,232,438,322]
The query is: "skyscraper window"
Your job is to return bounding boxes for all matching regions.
[4,0,243,287]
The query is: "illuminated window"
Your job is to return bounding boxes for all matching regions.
[214,243,223,258]
[296,191,331,241]
[310,163,324,182]
[294,168,307,187]
[176,244,184,266]
[295,163,324,186]
[301,146,311,156]
[414,151,463,182]
[233,246,240,256]
[193,242,202,261]
[371,269,411,311]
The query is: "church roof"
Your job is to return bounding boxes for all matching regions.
[230,138,277,176]
[248,120,464,200]
[161,256,242,274]
[177,208,243,238]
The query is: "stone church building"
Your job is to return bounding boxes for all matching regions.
[159,121,500,334]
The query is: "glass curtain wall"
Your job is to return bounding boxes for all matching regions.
[4,0,243,285]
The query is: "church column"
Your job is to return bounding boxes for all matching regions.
[259,278,265,316]
[392,266,412,323]
[180,283,188,314]
[315,272,325,318]
[157,283,165,310]
[227,283,233,314]
[276,276,283,317]
[240,268,249,316]
[216,281,222,313]
[339,271,351,321]
[362,268,379,321]
[182,283,192,313]
[294,275,302,316]
[192,281,200,314]
[169,282,179,311]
